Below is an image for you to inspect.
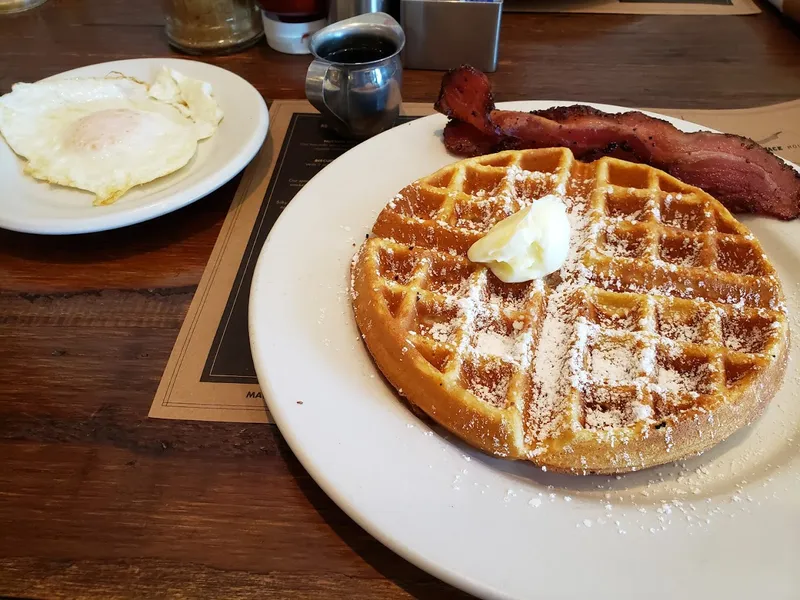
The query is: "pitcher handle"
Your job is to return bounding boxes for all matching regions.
[306,58,351,131]
[306,58,352,134]
[305,58,330,115]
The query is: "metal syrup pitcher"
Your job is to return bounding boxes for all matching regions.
[305,12,405,139]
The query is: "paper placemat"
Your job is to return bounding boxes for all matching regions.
[150,99,800,423]
[503,0,759,15]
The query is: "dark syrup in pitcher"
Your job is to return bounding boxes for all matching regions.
[318,34,397,64]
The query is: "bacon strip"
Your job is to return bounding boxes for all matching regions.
[434,66,800,220]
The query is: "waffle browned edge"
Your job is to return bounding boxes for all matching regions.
[542,339,789,474]
[350,155,791,475]
[352,237,526,461]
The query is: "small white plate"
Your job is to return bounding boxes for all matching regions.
[249,102,800,600]
[0,58,269,235]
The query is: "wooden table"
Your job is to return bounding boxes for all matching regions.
[0,1,798,597]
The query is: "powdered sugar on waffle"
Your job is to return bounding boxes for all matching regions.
[526,196,597,443]
[427,321,456,344]
[588,340,642,383]
[474,166,561,218]
[474,330,516,357]
[433,177,667,436]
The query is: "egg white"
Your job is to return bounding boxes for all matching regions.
[0,74,215,205]
[149,67,223,140]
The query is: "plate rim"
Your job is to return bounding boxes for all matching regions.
[249,101,799,600]
[0,57,269,235]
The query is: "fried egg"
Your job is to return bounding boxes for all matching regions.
[0,69,223,205]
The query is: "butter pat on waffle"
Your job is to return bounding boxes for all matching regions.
[350,148,789,475]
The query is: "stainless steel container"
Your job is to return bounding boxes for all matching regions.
[328,0,394,22]
[306,13,406,139]
[401,0,502,72]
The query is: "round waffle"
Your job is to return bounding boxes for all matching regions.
[350,148,789,474]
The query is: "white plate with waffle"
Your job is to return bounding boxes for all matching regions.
[249,102,800,600]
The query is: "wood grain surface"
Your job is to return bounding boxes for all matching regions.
[0,1,798,598]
